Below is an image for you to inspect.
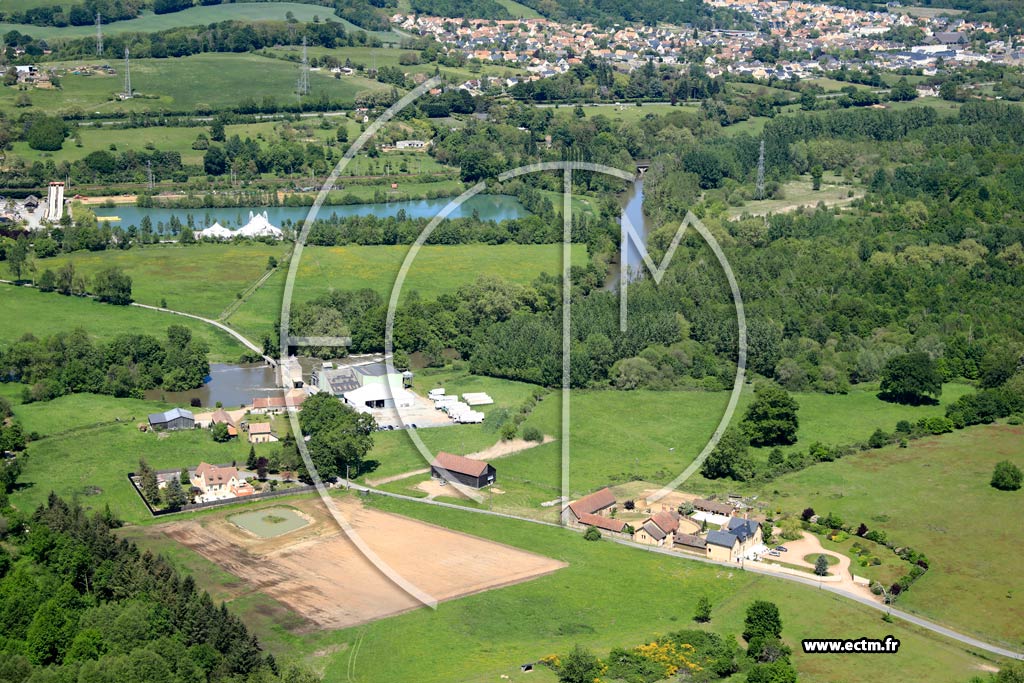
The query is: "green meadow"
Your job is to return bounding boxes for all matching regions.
[13,242,288,320]
[226,242,585,341]
[125,491,1005,683]
[0,284,246,361]
[765,424,1024,648]
[0,2,400,41]
[0,53,387,115]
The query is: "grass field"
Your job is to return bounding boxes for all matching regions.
[0,2,401,41]
[0,53,387,115]
[9,420,279,522]
[6,389,174,438]
[272,44,528,83]
[766,424,1024,648]
[125,490,1004,683]
[0,284,247,361]
[726,175,861,219]
[10,242,288,320]
[226,243,585,341]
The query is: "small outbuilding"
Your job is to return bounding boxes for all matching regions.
[147,407,194,431]
[430,451,496,489]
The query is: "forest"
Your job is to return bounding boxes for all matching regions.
[0,325,211,401]
[0,495,317,683]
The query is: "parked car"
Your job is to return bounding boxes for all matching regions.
[775,546,788,552]
[768,550,781,557]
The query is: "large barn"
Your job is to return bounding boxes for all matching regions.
[430,451,496,489]
[147,408,194,431]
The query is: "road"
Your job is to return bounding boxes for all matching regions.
[345,482,1024,662]
[131,302,276,366]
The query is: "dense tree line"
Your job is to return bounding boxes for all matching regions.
[0,325,210,401]
[513,0,750,28]
[1,0,142,28]
[0,495,317,682]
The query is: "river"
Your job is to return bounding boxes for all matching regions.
[93,194,527,230]
[144,363,278,409]
[605,179,654,289]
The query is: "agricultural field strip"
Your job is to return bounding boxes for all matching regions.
[340,483,1024,661]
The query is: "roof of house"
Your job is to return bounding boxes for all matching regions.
[248,423,273,434]
[210,408,235,426]
[354,362,394,377]
[650,509,681,534]
[693,498,735,516]
[431,451,489,477]
[578,513,626,533]
[727,517,760,542]
[567,487,616,517]
[253,396,287,409]
[193,462,239,487]
[706,530,740,548]
[674,533,707,549]
[148,407,193,424]
[641,520,667,541]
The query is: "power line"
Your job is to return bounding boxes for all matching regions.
[296,37,310,97]
[122,47,132,99]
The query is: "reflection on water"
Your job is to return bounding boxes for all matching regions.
[95,195,527,230]
[605,179,652,290]
[144,363,278,409]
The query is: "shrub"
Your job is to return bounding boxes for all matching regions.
[991,460,1023,491]
[583,526,602,541]
[523,426,543,442]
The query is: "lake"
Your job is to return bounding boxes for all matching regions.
[94,194,528,230]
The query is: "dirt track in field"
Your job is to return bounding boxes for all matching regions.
[161,497,566,630]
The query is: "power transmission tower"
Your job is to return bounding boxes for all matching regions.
[122,47,132,99]
[147,160,154,190]
[296,37,310,97]
[96,12,103,57]
[755,138,766,200]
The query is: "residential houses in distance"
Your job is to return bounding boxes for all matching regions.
[390,0,1010,94]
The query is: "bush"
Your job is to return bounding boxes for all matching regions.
[523,426,543,442]
[991,460,1023,491]
[583,526,602,541]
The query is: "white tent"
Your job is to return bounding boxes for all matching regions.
[197,221,234,240]
[237,211,283,240]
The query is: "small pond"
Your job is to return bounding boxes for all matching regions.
[229,506,309,538]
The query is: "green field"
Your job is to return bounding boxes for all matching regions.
[0,2,401,41]
[0,53,387,115]
[226,243,585,341]
[125,491,1004,683]
[0,284,247,361]
[6,389,174,438]
[13,242,288,320]
[766,424,1024,648]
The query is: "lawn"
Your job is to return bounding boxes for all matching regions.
[8,390,174,438]
[0,284,247,361]
[9,421,280,523]
[0,53,388,115]
[0,2,401,41]
[13,242,288,320]
[126,490,1003,683]
[226,243,586,341]
[764,423,1024,648]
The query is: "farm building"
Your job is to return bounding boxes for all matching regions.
[674,533,707,554]
[247,422,278,444]
[343,382,415,411]
[315,367,361,396]
[430,451,496,489]
[561,487,616,526]
[147,408,194,431]
[633,509,698,547]
[577,513,627,535]
[693,498,735,517]
[251,390,306,414]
